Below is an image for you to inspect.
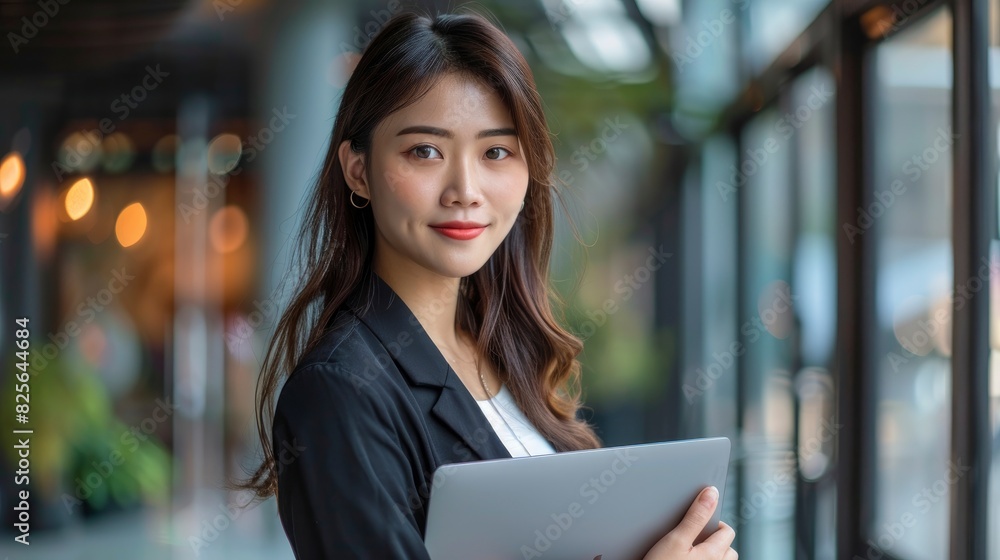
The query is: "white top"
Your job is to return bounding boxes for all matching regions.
[475,384,556,457]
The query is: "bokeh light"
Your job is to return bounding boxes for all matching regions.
[152,134,179,173]
[209,205,249,253]
[65,178,95,220]
[207,133,243,174]
[59,131,103,173]
[757,280,796,339]
[0,152,26,205]
[101,132,136,173]
[115,202,147,247]
[31,187,57,261]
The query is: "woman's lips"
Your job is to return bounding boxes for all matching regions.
[429,226,486,240]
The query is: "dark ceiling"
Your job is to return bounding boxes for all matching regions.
[1,0,197,75]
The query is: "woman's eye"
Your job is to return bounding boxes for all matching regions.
[485,147,512,160]
[411,145,442,159]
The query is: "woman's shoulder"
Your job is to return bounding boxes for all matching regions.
[274,307,394,414]
[293,308,361,371]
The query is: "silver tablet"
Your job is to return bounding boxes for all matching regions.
[423,436,731,560]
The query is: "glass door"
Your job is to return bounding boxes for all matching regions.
[867,7,954,560]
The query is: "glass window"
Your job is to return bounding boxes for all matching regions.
[697,135,739,437]
[696,135,740,528]
[788,67,837,560]
[671,0,743,137]
[738,107,796,560]
[744,0,830,75]
[869,8,953,560]
[790,67,837,372]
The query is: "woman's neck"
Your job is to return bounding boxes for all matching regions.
[372,263,467,354]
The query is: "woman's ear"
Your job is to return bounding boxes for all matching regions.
[338,139,370,199]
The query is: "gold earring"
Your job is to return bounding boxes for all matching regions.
[350,190,370,209]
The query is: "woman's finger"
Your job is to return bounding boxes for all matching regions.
[670,486,720,545]
[696,520,736,556]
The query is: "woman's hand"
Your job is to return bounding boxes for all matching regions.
[641,486,738,560]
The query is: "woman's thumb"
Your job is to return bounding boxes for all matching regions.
[674,486,718,543]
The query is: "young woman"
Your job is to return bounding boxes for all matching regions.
[237,9,737,560]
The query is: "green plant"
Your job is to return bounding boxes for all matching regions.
[3,343,171,515]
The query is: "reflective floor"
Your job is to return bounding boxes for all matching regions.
[0,500,294,560]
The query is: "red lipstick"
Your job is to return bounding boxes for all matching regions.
[429,220,487,240]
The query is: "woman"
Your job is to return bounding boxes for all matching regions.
[237,9,737,560]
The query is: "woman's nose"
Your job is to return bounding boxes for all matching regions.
[442,156,484,206]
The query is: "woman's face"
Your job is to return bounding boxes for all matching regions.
[339,72,529,281]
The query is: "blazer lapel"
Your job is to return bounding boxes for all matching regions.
[346,271,512,462]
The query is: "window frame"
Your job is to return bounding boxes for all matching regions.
[695,0,994,558]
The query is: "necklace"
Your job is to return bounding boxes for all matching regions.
[475,354,533,457]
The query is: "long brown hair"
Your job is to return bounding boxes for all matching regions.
[235,7,602,502]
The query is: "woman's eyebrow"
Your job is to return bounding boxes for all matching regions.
[395,125,517,139]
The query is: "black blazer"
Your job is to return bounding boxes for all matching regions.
[272,271,552,559]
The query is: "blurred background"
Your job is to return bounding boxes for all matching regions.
[1,0,999,558]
